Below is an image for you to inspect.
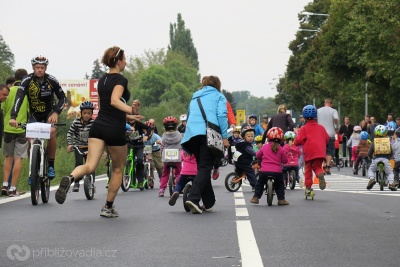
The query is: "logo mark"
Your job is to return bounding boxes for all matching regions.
[7,244,30,261]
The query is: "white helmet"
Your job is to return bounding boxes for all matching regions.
[354,126,362,132]
[180,114,187,121]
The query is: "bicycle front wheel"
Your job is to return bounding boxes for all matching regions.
[362,162,367,177]
[121,160,132,192]
[183,183,192,212]
[84,175,94,200]
[379,172,384,191]
[224,172,242,192]
[30,146,41,205]
[289,170,296,190]
[267,179,274,206]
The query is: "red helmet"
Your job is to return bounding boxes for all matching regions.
[144,121,155,129]
[267,127,284,142]
[163,116,178,130]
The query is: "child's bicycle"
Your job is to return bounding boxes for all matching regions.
[182,176,195,212]
[168,163,178,196]
[143,145,154,189]
[71,145,95,200]
[283,166,297,190]
[357,156,369,177]
[265,175,276,206]
[20,122,66,205]
[224,162,259,192]
[220,148,229,167]
[376,161,387,191]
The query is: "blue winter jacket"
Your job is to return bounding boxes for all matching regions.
[181,86,228,148]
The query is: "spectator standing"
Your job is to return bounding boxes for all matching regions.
[262,104,296,144]
[339,116,354,166]
[368,116,379,141]
[0,84,10,149]
[317,98,339,175]
[1,69,29,197]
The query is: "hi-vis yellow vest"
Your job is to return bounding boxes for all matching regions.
[374,138,391,155]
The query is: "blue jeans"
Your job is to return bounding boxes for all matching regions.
[174,174,195,193]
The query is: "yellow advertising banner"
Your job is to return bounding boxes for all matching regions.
[236,110,246,126]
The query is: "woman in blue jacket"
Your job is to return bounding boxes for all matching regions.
[181,76,230,214]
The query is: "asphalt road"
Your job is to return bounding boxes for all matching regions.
[1,164,399,267]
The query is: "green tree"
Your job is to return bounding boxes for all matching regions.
[91,59,106,79]
[0,34,14,83]
[168,13,199,70]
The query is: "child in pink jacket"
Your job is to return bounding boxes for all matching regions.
[251,127,289,206]
[282,131,302,187]
[168,150,197,206]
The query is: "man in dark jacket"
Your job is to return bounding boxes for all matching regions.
[339,116,354,166]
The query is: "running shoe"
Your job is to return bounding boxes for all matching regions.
[72,183,80,192]
[318,173,326,190]
[168,192,179,206]
[8,189,20,197]
[388,183,397,191]
[366,178,376,190]
[158,189,165,197]
[1,186,8,196]
[100,206,119,218]
[185,200,203,214]
[55,176,72,204]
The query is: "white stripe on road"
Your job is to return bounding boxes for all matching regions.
[0,177,108,205]
[234,187,264,267]
[237,220,264,267]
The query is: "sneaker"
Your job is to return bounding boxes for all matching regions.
[203,199,217,212]
[8,189,20,197]
[55,176,72,204]
[278,199,289,205]
[325,167,331,175]
[1,186,8,196]
[366,178,376,190]
[299,177,304,188]
[72,183,80,192]
[158,189,165,197]
[100,206,119,218]
[318,173,326,190]
[185,200,203,214]
[168,192,179,206]
[250,196,259,204]
[138,182,144,190]
[47,167,55,179]
[388,183,398,191]
[212,169,219,180]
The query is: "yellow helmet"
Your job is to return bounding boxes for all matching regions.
[233,127,241,133]
[255,135,263,143]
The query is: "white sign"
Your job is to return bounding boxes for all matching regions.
[26,122,51,139]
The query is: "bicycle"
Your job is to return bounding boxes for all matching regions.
[376,161,387,191]
[358,156,369,177]
[265,175,276,206]
[143,145,154,189]
[182,176,195,212]
[220,148,229,167]
[283,166,297,190]
[168,163,178,196]
[224,162,259,192]
[71,145,95,200]
[21,122,66,205]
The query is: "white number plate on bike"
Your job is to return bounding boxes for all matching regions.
[163,149,180,162]
[26,122,51,139]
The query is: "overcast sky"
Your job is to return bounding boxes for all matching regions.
[1,0,311,98]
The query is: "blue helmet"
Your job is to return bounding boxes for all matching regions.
[387,121,397,132]
[360,131,368,140]
[249,114,257,120]
[302,105,317,119]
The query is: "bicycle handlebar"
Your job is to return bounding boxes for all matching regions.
[71,145,88,155]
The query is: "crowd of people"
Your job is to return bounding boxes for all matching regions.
[2,49,400,219]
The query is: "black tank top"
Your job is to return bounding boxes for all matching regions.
[95,73,130,129]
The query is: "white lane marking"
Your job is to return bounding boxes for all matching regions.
[0,177,107,205]
[235,198,246,205]
[235,207,249,217]
[233,185,264,266]
[236,220,264,267]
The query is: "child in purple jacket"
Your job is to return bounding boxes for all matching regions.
[251,127,288,206]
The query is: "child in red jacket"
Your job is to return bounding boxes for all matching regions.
[294,105,329,196]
